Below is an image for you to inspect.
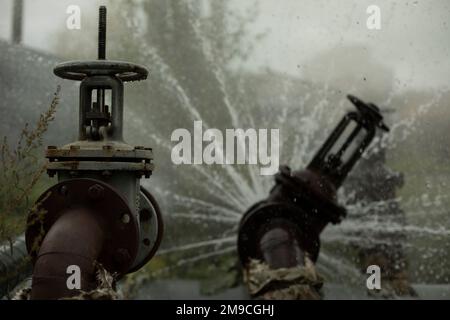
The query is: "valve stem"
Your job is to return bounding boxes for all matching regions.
[98,6,107,60]
[95,6,107,136]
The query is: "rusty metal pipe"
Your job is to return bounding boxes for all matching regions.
[259,220,305,269]
[31,208,105,300]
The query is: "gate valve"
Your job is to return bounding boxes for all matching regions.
[25,6,163,299]
[238,95,389,270]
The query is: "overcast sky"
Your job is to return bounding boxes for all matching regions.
[0,0,449,91]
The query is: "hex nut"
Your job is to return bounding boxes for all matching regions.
[88,184,104,200]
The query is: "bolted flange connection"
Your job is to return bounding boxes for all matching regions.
[26,179,140,276]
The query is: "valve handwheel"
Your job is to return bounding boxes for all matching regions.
[53,6,148,83]
[54,60,148,82]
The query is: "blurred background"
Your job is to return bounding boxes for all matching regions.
[1,0,450,299]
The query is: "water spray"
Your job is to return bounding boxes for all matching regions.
[24,6,163,299]
[237,95,389,299]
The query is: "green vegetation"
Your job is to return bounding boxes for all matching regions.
[0,87,59,244]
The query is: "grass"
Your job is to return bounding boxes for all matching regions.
[0,87,59,244]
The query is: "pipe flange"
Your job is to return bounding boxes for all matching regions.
[25,178,140,276]
[128,187,164,273]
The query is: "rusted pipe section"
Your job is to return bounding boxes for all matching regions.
[30,209,104,299]
[238,95,390,299]
[259,220,305,269]
[26,178,142,299]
